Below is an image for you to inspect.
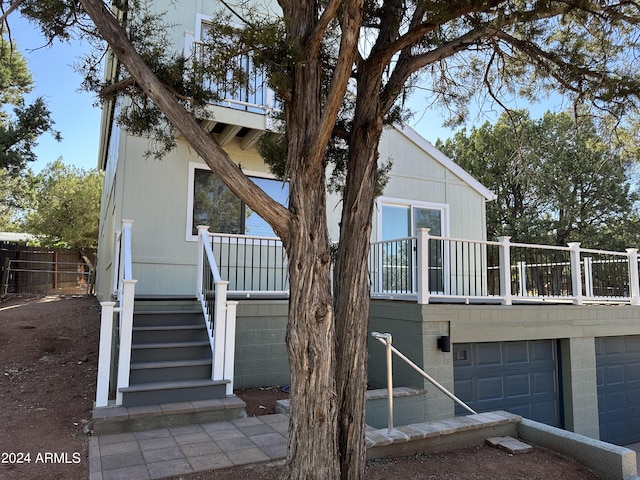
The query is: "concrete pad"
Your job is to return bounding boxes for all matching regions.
[486,436,533,454]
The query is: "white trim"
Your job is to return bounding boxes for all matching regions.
[195,13,212,41]
[392,123,497,202]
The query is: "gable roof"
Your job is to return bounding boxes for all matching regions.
[393,123,497,201]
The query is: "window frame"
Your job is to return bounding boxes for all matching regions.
[186,162,288,241]
[376,197,450,295]
[376,197,450,240]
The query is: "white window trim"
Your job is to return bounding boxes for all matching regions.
[376,196,450,240]
[186,162,283,241]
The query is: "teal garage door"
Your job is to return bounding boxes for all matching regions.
[596,335,640,445]
[453,340,562,426]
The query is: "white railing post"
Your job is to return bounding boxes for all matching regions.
[626,248,640,306]
[416,228,431,304]
[518,261,527,297]
[224,301,238,395]
[196,225,210,299]
[115,279,137,406]
[498,236,512,305]
[111,231,122,298]
[568,242,583,305]
[584,257,594,298]
[95,301,116,407]
[121,220,134,280]
[212,281,229,381]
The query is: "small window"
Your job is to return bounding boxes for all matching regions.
[189,165,288,238]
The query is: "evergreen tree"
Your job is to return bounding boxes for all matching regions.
[438,111,640,250]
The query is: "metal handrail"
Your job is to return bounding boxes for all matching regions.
[371,331,477,433]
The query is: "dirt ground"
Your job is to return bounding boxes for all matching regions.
[0,296,602,480]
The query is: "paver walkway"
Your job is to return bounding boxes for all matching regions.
[89,414,289,480]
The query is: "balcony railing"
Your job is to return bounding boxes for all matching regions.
[204,230,640,306]
[191,42,279,114]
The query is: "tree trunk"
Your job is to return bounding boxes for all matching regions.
[281,3,340,479]
[334,70,385,480]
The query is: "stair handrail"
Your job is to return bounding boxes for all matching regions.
[96,219,137,407]
[197,225,236,394]
[371,331,477,433]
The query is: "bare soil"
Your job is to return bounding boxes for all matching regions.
[0,296,602,480]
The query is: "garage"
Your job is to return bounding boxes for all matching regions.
[453,340,562,427]
[596,335,640,445]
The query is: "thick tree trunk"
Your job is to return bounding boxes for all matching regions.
[285,172,339,480]
[334,72,385,480]
[281,3,340,479]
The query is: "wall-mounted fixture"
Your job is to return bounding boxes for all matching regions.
[437,335,451,352]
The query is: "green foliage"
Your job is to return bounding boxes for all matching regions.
[24,159,103,249]
[0,168,36,231]
[0,39,60,173]
[0,40,32,108]
[438,111,640,250]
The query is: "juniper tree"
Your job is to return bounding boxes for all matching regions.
[7,1,640,479]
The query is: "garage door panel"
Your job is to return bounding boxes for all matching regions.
[506,404,532,419]
[477,377,504,401]
[532,371,556,394]
[596,335,640,445]
[604,365,625,385]
[531,341,556,363]
[475,343,502,366]
[505,374,530,397]
[454,340,561,427]
[454,378,473,401]
[626,363,640,382]
[505,342,529,364]
[532,400,559,424]
[625,336,640,353]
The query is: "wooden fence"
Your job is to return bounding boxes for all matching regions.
[0,242,96,296]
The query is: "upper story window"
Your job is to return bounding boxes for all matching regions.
[186,14,278,114]
[187,163,289,239]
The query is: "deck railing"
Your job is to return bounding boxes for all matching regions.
[96,220,136,407]
[197,226,238,395]
[370,230,640,306]
[199,230,640,306]
[205,232,289,297]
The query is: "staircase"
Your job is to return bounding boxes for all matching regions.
[118,298,229,407]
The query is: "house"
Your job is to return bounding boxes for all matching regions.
[93,1,640,448]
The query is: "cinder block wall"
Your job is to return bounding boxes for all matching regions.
[234,300,289,389]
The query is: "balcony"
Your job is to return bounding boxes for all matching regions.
[198,230,640,306]
[182,36,280,149]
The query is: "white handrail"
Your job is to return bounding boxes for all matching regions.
[96,219,136,408]
[371,331,477,433]
[196,226,236,393]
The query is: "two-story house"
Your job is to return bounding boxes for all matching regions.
[92,1,640,448]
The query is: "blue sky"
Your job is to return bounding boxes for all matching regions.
[10,14,102,173]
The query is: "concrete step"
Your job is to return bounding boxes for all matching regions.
[91,396,246,435]
[119,379,229,407]
[129,358,213,384]
[486,436,534,454]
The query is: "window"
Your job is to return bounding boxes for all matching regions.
[188,164,288,239]
[378,199,448,293]
[380,203,445,240]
